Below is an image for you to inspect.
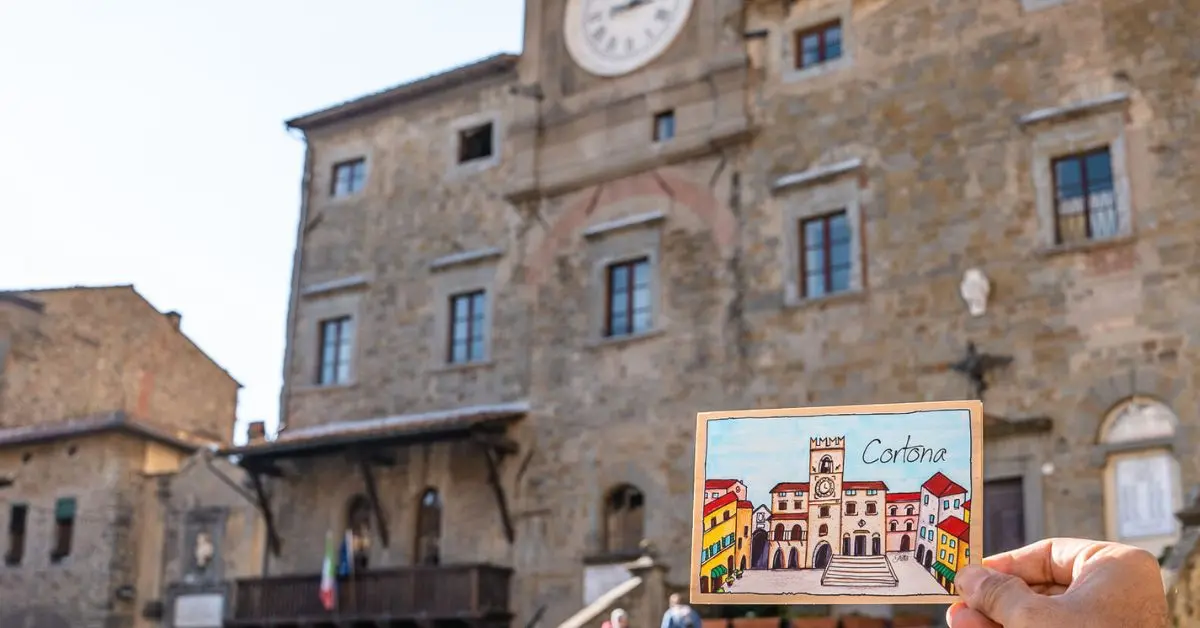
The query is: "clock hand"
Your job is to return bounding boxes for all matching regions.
[610,0,652,16]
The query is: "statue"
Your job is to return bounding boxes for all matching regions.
[194,531,215,570]
[959,268,991,317]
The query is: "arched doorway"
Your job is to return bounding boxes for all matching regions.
[740,555,747,571]
[727,555,735,573]
[923,550,933,569]
[788,547,799,569]
[872,535,881,555]
[900,535,911,552]
[842,535,851,555]
[700,576,709,593]
[772,548,784,569]
[916,545,925,563]
[813,542,832,569]
[751,530,769,569]
[603,484,645,556]
[415,488,442,566]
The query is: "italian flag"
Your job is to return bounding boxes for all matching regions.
[319,530,337,611]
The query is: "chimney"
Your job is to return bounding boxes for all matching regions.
[165,311,182,330]
[246,421,267,444]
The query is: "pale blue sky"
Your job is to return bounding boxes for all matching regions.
[0,1,525,440]
[706,411,973,508]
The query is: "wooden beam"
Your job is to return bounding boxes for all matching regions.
[478,441,516,544]
[357,458,391,548]
[248,472,282,557]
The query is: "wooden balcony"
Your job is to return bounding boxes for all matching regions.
[227,564,513,627]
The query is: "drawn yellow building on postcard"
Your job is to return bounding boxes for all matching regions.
[690,400,984,606]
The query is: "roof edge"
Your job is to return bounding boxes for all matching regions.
[285,53,520,132]
[0,411,219,453]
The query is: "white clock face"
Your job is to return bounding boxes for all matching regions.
[563,0,694,77]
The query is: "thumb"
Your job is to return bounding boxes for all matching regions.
[956,565,1049,626]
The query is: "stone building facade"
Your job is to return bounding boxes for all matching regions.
[254,0,1199,626]
[0,286,243,628]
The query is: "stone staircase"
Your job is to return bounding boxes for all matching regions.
[819,555,900,587]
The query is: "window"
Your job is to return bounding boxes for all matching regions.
[447,290,487,364]
[653,110,676,142]
[845,502,857,516]
[603,484,645,556]
[723,510,731,521]
[867,490,877,496]
[774,523,785,541]
[819,506,830,518]
[51,497,75,563]
[906,521,913,531]
[346,495,373,571]
[819,456,833,474]
[331,158,367,197]
[943,500,950,509]
[845,490,856,496]
[794,491,803,497]
[792,500,801,509]
[907,505,915,515]
[458,123,494,163]
[604,258,652,337]
[866,502,877,516]
[795,20,843,69]
[954,499,961,508]
[889,506,897,516]
[949,553,956,565]
[5,504,27,566]
[941,533,948,544]
[416,488,442,566]
[929,515,934,524]
[800,211,852,298]
[1052,147,1118,244]
[1101,399,1180,554]
[317,316,354,385]
[890,521,897,531]
[779,502,787,510]
[939,549,947,560]
[923,495,929,505]
[818,524,828,536]
[950,539,957,549]
[790,525,802,541]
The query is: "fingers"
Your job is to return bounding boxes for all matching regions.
[982,537,1120,586]
[956,565,1055,626]
[946,602,1001,628]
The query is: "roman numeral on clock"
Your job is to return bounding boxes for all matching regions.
[655,8,672,21]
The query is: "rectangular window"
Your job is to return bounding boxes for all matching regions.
[458,123,495,163]
[954,499,961,508]
[865,502,877,515]
[794,491,803,497]
[792,500,801,509]
[447,290,487,364]
[845,490,856,496]
[941,533,948,544]
[653,110,676,142]
[800,211,852,299]
[949,553,956,565]
[943,500,950,509]
[331,158,367,197]
[845,502,857,515]
[950,539,957,549]
[604,257,652,338]
[317,316,354,386]
[924,495,929,505]
[939,549,947,560]
[51,497,75,563]
[779,502,788,511]
[1052,147,1118,244]
[929,515,935,524]
[5,504,27,566]
[866,490,877,496]
[819,506,830,518]
[795,20,843,69]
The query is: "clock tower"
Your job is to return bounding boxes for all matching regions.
[809,436,845,565]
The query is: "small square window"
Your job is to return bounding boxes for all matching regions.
[317,316,354,385]
[800,210,852,299]
[448,290,487,364]
[604,257,652,338]
[1051,147,1119,245]
[653,110,675,142]
[458,123,495,163]
[794,20,843,70]
[331,158,367,197]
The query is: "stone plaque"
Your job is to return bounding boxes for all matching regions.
[582,563,633,606]
[1116,454,1175,540]
[173,593,224,628]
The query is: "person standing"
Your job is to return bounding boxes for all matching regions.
[660,594,701,628]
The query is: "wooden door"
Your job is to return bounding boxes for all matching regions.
[984,478,1026,556]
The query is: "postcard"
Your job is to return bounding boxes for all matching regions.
[689,400,984,605]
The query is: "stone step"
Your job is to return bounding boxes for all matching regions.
[820,555,899,587]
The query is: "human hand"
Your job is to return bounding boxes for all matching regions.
[946,537,1168,627]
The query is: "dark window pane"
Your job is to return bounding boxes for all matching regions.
[830,241,851,267]
[1054,158,1083,198]
[804,219,824,244]
[1085,150,1113,188]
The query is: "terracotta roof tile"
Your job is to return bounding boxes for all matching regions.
[922,472,968,498]
[886,492,922,503]
[703,492,738,516]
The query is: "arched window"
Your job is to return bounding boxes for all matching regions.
[415,488,442,566]
[818,524,828,536]
[790,525,802,541]
[604,484,645,556]
[906,505,915,516]
[774,523,785,541]
[345,494,372,570]
[1100,398,1181,558]
[889,506,897,516]
[905,520,913,531]
[819,455,833,474]
[889,521,897,532]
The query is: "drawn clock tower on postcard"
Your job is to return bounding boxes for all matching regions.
[809,437,846,568]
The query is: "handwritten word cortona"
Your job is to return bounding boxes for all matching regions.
[861,435,949,465]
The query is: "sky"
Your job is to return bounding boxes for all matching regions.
[705,410,973,508]
[0,1,526,441]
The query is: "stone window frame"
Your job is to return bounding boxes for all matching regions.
[773,159,866,307]
[583,212,666,346]
[1096,397,1183,557]
[1022,93,1134,253]
[446,110,502,178]
[317,145,373,207]
[779,0,854,84]
[293,290,366,392]
[428,247,503,370]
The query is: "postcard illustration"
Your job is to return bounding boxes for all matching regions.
[689,400,984,605]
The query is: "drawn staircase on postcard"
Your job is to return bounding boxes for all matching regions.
[690,401,984,605]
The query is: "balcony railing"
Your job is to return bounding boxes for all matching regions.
[228,564,512,625]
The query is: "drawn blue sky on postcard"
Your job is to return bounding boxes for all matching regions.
[706,410,972,507]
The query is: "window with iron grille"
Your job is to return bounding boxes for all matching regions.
[317,316,354,385]
[1052,147,1118,244]
[800,211,852,298]
[448,290,487,364]
[604,258,652,337]
[331,158,367,197]
[795,20,843,69]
